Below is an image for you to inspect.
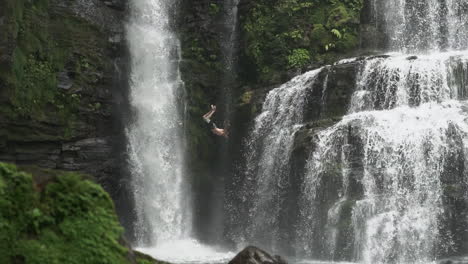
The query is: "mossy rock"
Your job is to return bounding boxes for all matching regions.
[0,162,164,264]
[0,0,113,139]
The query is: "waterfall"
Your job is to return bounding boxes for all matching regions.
[235,1,468,262]
[349,52,468,112]
[222,0,239,76]
[237,69,322,251]
[297,27,468,264]
[298,100,468,262]
[372,0,468,52]
[220,0,239,112]
[126,0,190,246]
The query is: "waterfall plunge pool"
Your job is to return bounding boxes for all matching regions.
[136,239,235,264]
[136,239,359,264]
[137,239,442,264]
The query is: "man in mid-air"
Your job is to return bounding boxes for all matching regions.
[202,105,229,138]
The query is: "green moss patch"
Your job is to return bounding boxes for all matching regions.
[0,163,131,264]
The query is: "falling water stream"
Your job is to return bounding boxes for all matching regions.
[126,0,188,246]
[237,69,323,251]
[126,0,236,262]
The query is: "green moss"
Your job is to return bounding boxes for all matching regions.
[13,54,58,115]
[0,163,132,264]
[135,251,169,264]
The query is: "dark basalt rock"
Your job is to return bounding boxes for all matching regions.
[302,60,360,123]
[365,54,391,60]
[228,246,287,264]
[52,0,124,33]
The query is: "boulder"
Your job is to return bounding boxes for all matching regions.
[228,246,287,264]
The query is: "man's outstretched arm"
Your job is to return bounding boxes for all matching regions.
[203,105,216,120]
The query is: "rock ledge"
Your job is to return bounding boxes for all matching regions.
[229,246,287,264]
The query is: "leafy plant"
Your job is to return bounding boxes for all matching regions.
[287,48,311,68]
[209,3,220,15]
[331,28,342,39]
[242,0,364,83]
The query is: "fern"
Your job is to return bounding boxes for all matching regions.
[331,29,342,39]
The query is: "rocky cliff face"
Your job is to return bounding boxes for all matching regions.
[0,0,127,189]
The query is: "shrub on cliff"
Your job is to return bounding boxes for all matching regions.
[0,163,153,264]
[241,0,363,84]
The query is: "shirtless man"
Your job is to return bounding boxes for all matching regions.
[202,105,229,138]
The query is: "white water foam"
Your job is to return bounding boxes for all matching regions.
[298,49,468,262]
[372,0,468,52]
[299,99,468,262]
[137,239,235,264]
[237,69,323,251]
[351,51,468,113]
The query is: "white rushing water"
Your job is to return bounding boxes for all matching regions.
[236,21,468,264]
[348,52,468,263]
[222,0,240,75]
[372,0,468,52]
[126,0,190,246]
[297,49,468,263]
[137,239,235,264]
[350,51,468,112]
[299,100,468,263]
[238,69,323,251]
[291,2,468,260]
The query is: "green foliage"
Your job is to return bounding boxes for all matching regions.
[186,38,221,70]
[0,163,132,264]
[287,49,311,68]
[209,3,220,15]
[331,28,342,39]
[240,91,254,105]
[242,0,363,83]
[135,251,168,264]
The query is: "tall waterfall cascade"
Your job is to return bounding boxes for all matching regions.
[236,0,468,263]
[298,52,468,263]
[236,69,323,250]
[126,0,189,246]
